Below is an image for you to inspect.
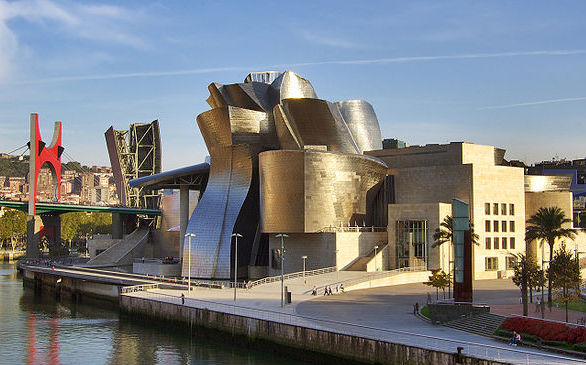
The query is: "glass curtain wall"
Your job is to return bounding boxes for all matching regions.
[396,220,428,269]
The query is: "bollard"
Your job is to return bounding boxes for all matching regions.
[455,346,464,364]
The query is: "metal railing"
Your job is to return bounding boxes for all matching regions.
[246,266,337,288]
[318,226,387,233]
[121,283,160,294]
[122,289,584,365]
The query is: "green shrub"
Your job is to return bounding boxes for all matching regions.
[420,305,430,318]
[543,340,566,347]
[494,329,512,338]
[573,342,586,353]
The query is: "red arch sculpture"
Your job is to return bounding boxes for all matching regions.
[28,113,64,215]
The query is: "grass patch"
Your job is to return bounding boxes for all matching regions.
[420,305,430,318]
[552,299,586,313]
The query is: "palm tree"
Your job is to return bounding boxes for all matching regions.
[525,207,577,306]
[432,215,479,248]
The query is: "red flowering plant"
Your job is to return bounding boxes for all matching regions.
[501,316,586,344]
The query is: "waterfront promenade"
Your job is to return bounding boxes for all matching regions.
[124,276,586,365]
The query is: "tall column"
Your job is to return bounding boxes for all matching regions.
[111,212,123,239]
[26,215,41,258]
[179,185,189,260]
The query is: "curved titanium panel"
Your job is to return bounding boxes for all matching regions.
[280,98,360,154]
[182,145,253,278]
[260,150,388,233]
[269,71,317,103]
[335,100,383,153]
[525,175,572,192]
[273,104,302,150]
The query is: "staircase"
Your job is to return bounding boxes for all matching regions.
[86,227,150,267]
[346,242,388,271]
[443,312,507,337]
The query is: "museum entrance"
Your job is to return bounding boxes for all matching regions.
[395,220,428,269]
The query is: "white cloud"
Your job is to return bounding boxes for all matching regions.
[0,0,148,81]
[478,96,586,110]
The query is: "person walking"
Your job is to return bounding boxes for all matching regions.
[181,293,185,305]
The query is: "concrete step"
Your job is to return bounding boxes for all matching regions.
[87,227,149,266]
[444,312,506,337]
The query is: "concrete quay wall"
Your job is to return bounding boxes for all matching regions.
[121,295,510,365]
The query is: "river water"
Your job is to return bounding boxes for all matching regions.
[0,263,305,365]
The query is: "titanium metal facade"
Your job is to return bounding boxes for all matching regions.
[183,71,387,279]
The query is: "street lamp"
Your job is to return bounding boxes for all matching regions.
[185,233,196,292]
[301,255,308,284]
[374,245,379,272]
[276,234,288,307]
[232,233,243,302]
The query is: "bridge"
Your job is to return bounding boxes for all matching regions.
[0,200,161,216]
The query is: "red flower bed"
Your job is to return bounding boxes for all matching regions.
[501,316,586,343]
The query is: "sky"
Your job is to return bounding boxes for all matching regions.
[0,0,585,169]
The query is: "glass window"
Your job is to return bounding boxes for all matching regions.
[501,203,507,215]
[494,237,500,249]
[493,203,499,215]
[396,220,428,267]
[486,257,498,271]
[485,237,491,249]
[510,237,515,249]
[506,256,517,270]
[493,220,499,232]
[485,220,491,232]
[502,221,507,232]
[509,204,515,215]
[510,221,515,232]
[485,203,491,215]
[502,237,507,249]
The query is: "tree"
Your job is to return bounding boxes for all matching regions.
[525,207,577,307]
[0,208,26,250]
[548,244,582,322]
[511,254,540,316]
[424,269,451,300]
[432,215,479,248]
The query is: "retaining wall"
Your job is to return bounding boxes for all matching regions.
[121,295,510,365]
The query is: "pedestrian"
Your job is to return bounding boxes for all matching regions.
[340,283,344,293]
[181,293,185,305]
[509,331,522,346]
[324,286,328,296]
[312,286,317,296]
[535,298,541,313]
[335,285,339,293]
[328,286,333,295]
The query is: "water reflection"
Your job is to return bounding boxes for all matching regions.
[1,264,304,365]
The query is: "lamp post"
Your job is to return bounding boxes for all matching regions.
[541,240,545,319]
[302,255,308,284]
[185,233,196,292]
[276,234,288,307]
[232,233,243,302]
[374,245,379,272]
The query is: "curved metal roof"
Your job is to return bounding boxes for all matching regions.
[128,162,210,190]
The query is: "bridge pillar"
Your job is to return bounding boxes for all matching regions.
[26,214,61,258]
[112,212,123,239]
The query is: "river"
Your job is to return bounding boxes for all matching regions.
[0,263,306,365]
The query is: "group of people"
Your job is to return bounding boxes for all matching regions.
[311,284,344,296]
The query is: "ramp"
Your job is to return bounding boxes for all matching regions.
[86,227,150,267]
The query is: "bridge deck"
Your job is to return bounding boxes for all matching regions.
[0,200,162,215]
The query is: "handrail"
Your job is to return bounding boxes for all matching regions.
[246,266,337,288]
[317,226,387,233]
[122,289,585,364]
[121,283,160,294]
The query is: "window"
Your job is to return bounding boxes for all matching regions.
[510,237,515,249]
[493,220,499,232]
[502,221,507,232]
[486,257,498,271]
[506,256,517,270]
[509,204,515,215]
[501,203,507,215]
[396,220,428,267]
[502,237,507,249]
[509,221,515,232]
[485,237,491,249]
[494,237,500,249]
[485,203,491,215]
[493,203,499,215]
[485,220,491,232]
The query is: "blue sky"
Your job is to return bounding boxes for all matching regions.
[0,0,585,169]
